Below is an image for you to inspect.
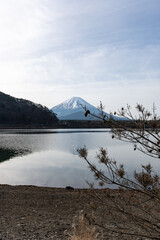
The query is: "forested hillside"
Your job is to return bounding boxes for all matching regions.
[0,92,58,127]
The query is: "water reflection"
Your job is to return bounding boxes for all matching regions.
[0,129,159,188]
[0,149,96,188]
[0,148,18,163]
[0,148,31,163]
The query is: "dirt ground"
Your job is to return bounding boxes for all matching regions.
[0,184,99,240]
[0,184,158,240]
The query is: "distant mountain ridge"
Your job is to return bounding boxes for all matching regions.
[0,91,58,127]
[51,97,121,121]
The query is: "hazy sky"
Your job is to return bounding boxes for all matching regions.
[0,0,160,113]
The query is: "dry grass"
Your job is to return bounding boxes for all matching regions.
[69,210,101,240]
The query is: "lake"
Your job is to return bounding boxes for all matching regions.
[0,129,159,188]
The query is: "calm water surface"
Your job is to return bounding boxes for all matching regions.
[0,129,159,188]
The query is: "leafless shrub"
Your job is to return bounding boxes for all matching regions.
[77,104,160,239]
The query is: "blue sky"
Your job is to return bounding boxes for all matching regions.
[0,0,160,113]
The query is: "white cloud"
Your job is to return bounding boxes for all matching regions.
[0,0,159,113]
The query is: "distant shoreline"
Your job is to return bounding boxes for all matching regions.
[1,119,158,129]
[0,120,108,129]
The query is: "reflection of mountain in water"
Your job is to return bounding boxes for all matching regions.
[0,148,31,163]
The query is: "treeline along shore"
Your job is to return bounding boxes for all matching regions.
[1,119,159,129]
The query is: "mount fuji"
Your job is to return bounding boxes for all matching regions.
[51,97,121,121]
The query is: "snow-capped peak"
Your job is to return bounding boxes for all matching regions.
[52,97,91,110]
[51,97,123,121]
[51,97,98,119]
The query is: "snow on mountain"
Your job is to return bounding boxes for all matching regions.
[51,97,97,118]
[51,97,121,121]
[53,97,90,111]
